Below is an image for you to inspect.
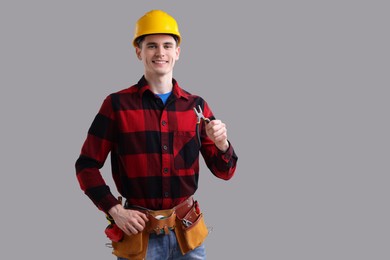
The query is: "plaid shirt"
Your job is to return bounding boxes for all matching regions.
[75,76,238,213]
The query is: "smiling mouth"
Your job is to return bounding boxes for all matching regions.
[153,60,168,64]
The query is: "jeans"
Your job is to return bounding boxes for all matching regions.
[117,231,206,260]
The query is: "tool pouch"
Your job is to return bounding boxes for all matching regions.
[175,201,209,255]
[111,231,149,260]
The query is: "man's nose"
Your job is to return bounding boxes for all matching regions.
[155,46,165,56]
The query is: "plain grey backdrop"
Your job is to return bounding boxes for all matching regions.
[1,0,389,259]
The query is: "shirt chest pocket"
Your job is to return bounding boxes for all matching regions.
[173,131,199,169]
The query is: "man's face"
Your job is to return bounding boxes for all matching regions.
[135,34,180,77]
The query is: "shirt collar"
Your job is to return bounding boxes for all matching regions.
[136,75,190,101]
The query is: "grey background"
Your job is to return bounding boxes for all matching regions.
[1,0,389,259]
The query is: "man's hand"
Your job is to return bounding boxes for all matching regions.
[205,119,229,152]
[108,204,149,235]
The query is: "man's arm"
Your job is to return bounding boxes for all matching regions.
[75,95,119,213]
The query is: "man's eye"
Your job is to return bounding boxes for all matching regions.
[148,45,157,49]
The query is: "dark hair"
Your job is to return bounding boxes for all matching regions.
[135,34,179,48]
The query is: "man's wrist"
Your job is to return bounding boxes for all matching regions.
[108,204,123,217]
[216,140,229,153]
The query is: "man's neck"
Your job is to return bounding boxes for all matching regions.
[144,73,173,94]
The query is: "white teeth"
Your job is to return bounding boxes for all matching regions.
[154,61,166,64]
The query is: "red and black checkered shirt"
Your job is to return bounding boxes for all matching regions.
[75,76,238,213]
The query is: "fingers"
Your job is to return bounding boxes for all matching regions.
[206,120,228,142]
[116,209,149,235]
[125,219,145,235]
[138,211,149,222]
[124,224,139,235]
[205,120,229,152]
[135,212,149,229]
[129,211,148,234]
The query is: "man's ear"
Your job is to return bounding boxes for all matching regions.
[135,47,142,60]
[175,46,181,61]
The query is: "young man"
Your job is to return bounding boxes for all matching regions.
[75,10,238,260]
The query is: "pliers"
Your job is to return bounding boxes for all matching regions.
[193,105,210,124]
[193,105,210,148]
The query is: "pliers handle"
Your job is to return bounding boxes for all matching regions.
[193,105,210,148]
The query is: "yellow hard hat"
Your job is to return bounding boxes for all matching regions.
[133,10,181,47]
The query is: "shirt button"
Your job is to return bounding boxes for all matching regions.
[163,168,169,174]
[162,120,166,126]
[164,192,169,197]
[163,145,168,151]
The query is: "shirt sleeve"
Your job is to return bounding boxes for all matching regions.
[199,101,238,180]
[75,95,120,213]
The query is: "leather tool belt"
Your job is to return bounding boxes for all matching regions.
[106,196,208,259]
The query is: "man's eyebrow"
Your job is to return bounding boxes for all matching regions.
[145,42,174,46]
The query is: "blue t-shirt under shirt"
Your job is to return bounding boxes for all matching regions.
[156,91,172,105]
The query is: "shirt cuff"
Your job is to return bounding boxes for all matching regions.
[98,194,121,214]
[218,140,233,162]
